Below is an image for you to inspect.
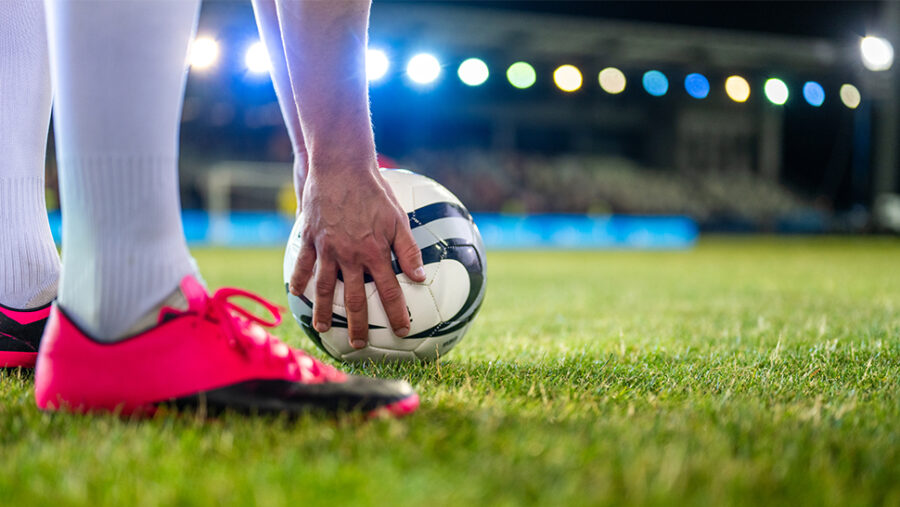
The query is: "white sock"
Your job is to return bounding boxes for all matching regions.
[0,1,60,309]
[45,0,201,340]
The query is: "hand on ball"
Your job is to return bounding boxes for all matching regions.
[289,166,427,349]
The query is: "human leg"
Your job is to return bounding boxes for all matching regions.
[0,0,59,367]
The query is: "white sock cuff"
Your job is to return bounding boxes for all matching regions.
[0,175,61,308]
[57,154,195,339]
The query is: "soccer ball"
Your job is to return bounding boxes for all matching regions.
[284,169,487,362]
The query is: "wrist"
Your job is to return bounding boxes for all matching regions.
[307,155,379,184]
[307,145,378,179]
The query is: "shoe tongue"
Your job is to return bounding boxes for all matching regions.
[156,275,208,325]
[179,275,211,314]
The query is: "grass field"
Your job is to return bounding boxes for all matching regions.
[2,237,900,505]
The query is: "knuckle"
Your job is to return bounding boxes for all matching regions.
[314,299,332,313]
[378,284,404,304]
[315,277,335,295]
[399,242,422,261]
[345,294,368,313]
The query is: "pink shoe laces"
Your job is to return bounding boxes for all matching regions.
[169,283,345,384]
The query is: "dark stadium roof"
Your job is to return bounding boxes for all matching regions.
[382,1,882,40]
[369,3,864,73]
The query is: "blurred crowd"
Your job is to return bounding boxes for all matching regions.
[400,150,811,224]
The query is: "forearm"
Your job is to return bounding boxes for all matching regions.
[276,0,375,177]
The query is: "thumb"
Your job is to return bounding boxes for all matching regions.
[394,220,426,282]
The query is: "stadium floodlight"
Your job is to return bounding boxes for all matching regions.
[764,78,789,105]
[366,48,389,82]
[506,62,536,89]
[244,41,270,74]
[642,70,668,97]
[458,58,489,86]
[840,84,861,109]
[860,35,894,71]
[598,67,626,94]
[684,73,709,99]
[725,75,750,103]
[407,53,441,85]
[189,37,219,70]
[802,81,825,107]
[553,65,582,92]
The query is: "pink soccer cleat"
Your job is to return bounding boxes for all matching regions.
[1,301,52,368]
[34,276,419,417]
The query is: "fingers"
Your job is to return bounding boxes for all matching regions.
[312,257,337,333]
[370,262,411,337]
[393,221,426,282]
[289,243,317,296]
[341,267,369,349]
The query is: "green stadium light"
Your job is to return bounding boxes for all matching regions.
[506,62,536,89]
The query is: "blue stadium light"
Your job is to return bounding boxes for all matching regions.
[406,53,441,85]
[803,81,825,107]
[642,70,668,97]
[458,58,489,86]
[684,73,709,99]
[244,41,270,74]
[366,48,389,82]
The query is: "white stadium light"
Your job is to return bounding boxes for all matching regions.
[840,84,861,109]
[860,35,894,71]
[406,53,441,85]
[367,48,390,82]
[598,67,626,94]
[553,64,583,92]
[189,37,219,70]
[457,58,489,86]
[764,78,789,105]
[244,41,270,74]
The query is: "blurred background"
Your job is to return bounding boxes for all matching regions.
[45,0,900,248]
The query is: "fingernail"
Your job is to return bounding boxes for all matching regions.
[289,285,299,296]
[414,267,425,280]
[351,339,366,349]
[396,326,409,337]
[315,322,329,332]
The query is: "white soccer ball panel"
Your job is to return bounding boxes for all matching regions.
[365,281,441,335]
[380,169,417,212]
[365,328,421,351]
[428,259,471,322]
[320,331,348,358]
[411,181,465,209]
[411,224,448,252]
